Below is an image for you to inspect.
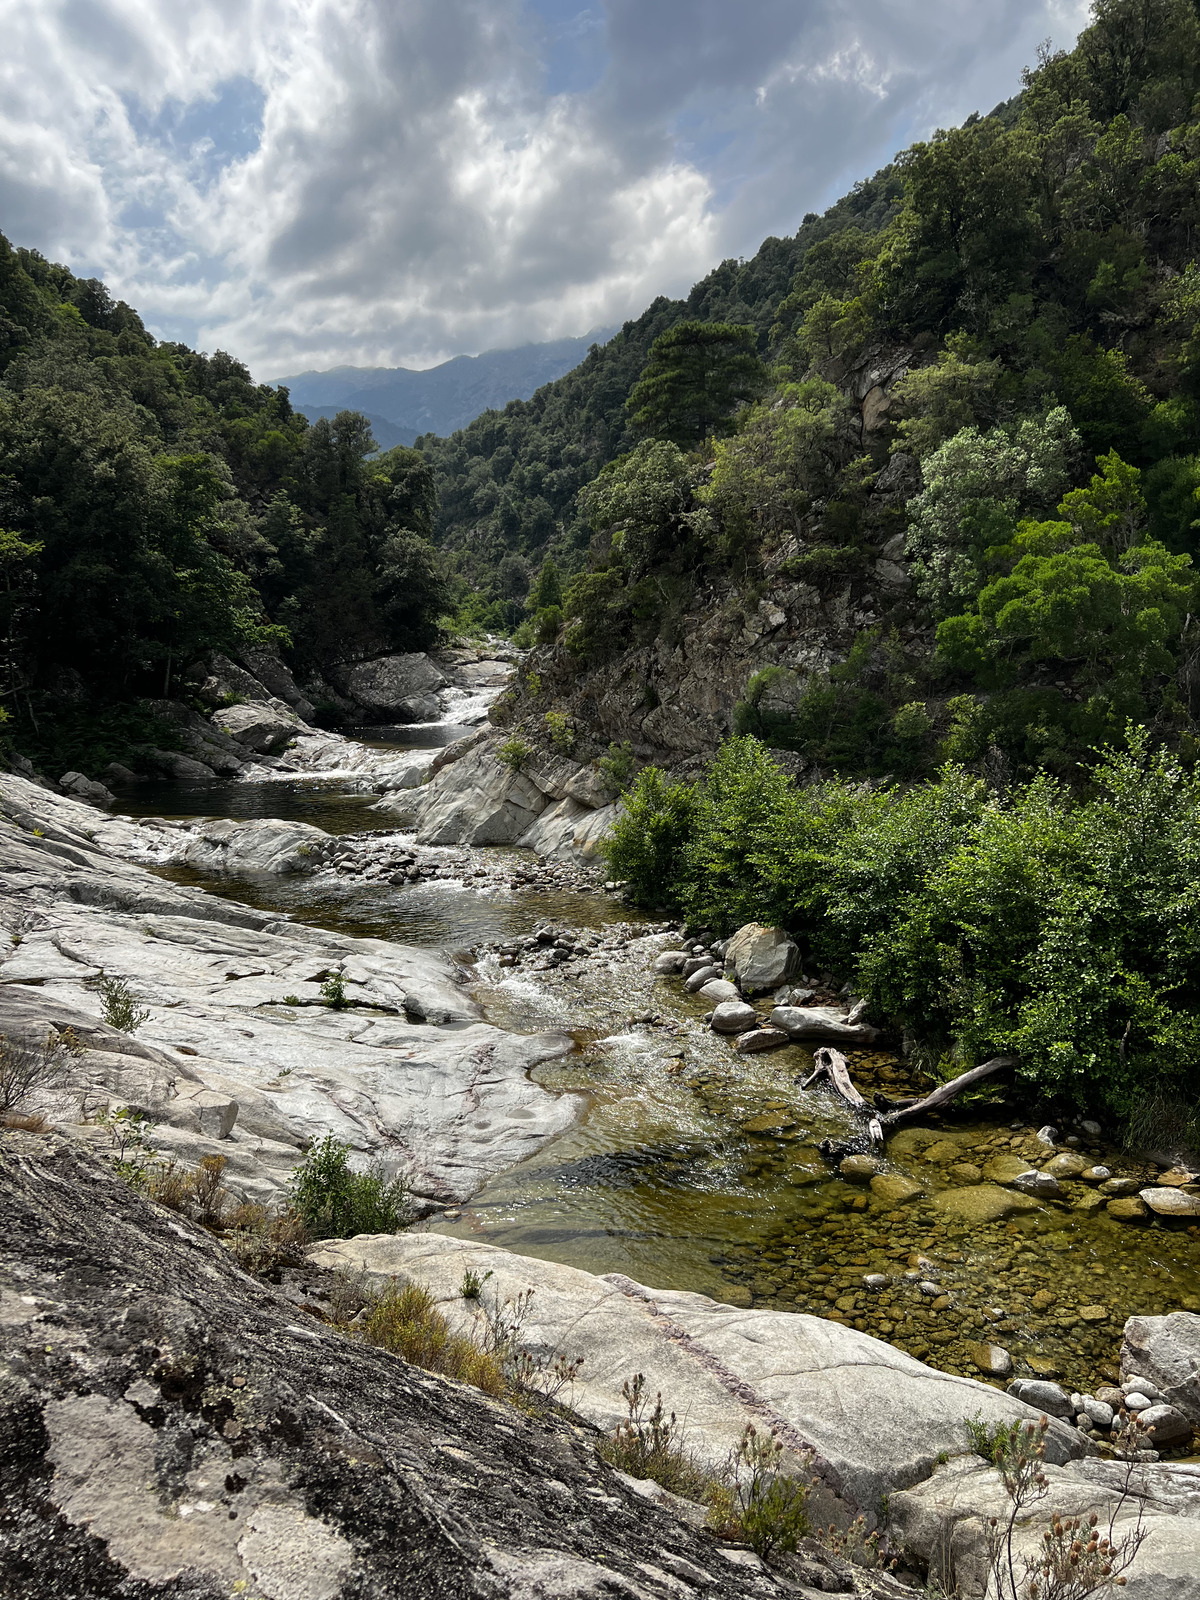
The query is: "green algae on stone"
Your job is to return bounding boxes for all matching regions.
[983,1153,1036,1185]
[870,1173,923,1205]
[933,1184,1041,1223]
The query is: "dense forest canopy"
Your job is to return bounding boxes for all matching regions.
[460,0,1200,788]
[0,241,449,763]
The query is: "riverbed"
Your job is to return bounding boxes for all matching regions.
[120,774,1200,1398]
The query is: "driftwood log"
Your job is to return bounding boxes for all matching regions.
[804,1047,1015,1154]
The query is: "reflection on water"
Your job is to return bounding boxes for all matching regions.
[117,778,387,834]
[349,723,471,749]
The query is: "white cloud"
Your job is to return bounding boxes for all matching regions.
[0,0,1090,376]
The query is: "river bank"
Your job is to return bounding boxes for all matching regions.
[4,747,1200,1593]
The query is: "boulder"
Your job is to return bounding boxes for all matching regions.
[1006,1378,1074,1418]
[840,1154,883,1182]
[308,1232,1084,1517]
[698,978,741,1005]
[722,923,800,992]
[932,1184,1040,1224]
[964,1341,1013,1378]
[770,1005,880,1045]
[1141,1187,1200,1217]
[890,1454,1200,1600]
[211,702,302,755]
[179,816,329,875]
[732,1027,789,1053]
[1137,1404,1194,1447]
[328,653,448,719]
[413,744,549,846]
[684,963,722,992]
[1043,1151,1089,1179]
[58,771,115,809]
[1121,1313,1200,1424]
[710,1001,759,1034]
[652,951,690,975]
[147,748,217,781]
[870,1173,923,1205]
[1012,1169,1062,1198]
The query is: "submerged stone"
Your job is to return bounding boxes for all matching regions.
[870,1173,923,1205]
[933,1184,1040,1224]
[965,1340,1013,1378]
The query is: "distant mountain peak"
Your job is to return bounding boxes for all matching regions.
[269,328,617,443]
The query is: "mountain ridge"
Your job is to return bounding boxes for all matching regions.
[270,328,617,441]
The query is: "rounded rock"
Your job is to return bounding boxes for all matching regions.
[1137,1404,1192,1446]
[710,1000,759,1035]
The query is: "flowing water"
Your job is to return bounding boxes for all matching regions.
[121,775,1200,1399]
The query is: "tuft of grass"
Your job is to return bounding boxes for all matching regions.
[597,1373,716,1502]
[460,1266,492,1300]
[356,1280,505,1396]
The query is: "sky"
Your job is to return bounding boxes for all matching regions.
[0,0,1091,379]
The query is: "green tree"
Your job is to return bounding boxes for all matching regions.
[626,321,766,447]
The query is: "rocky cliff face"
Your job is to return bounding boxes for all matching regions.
[496,451,926,777]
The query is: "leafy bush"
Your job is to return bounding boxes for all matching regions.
[97,974,150,1033]
[604,766,699,905]
[597,739,636,794]
[288,1134,409,1239]
[544,710,575,753]
[611,729,1200,1118]
[497,736,533,773]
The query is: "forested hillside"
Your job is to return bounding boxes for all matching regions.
[416,168,903,613]
[0,244,448,768]
[489,0,1200,791]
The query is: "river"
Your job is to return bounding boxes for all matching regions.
[119,772,1200,1400]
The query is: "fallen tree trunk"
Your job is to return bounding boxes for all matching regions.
[801,1050,1015,1155]
[879,1055,1015,1128]
[802,1047,884,1144]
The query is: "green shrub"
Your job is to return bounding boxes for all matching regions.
[605,728,1200,1118]
[288,1135,409,1239]
[604,766,699,905]
[598,739,636,794]
[320,972,349,1009]
[97,974,150,1033]
[497,736,533,772]
[544,710,575,753]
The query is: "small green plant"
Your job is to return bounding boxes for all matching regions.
[97,974,150,1033]
[598,739,636,794]
[287,1134,409,1239]
[98,1106,160,1185]
[497,736,534,773]
[524,671,543,698]
[281,994,302,1006]
[714,1425,813,1560]
[320,973,348,1009]
[597,1372,715,1501]
[544,710,575,754]
[460,1266,493,1300]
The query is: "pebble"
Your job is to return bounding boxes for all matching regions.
[1123,1392,1152,1411]
[1007,1378,1074,1418]
[863,1274,888,1290]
